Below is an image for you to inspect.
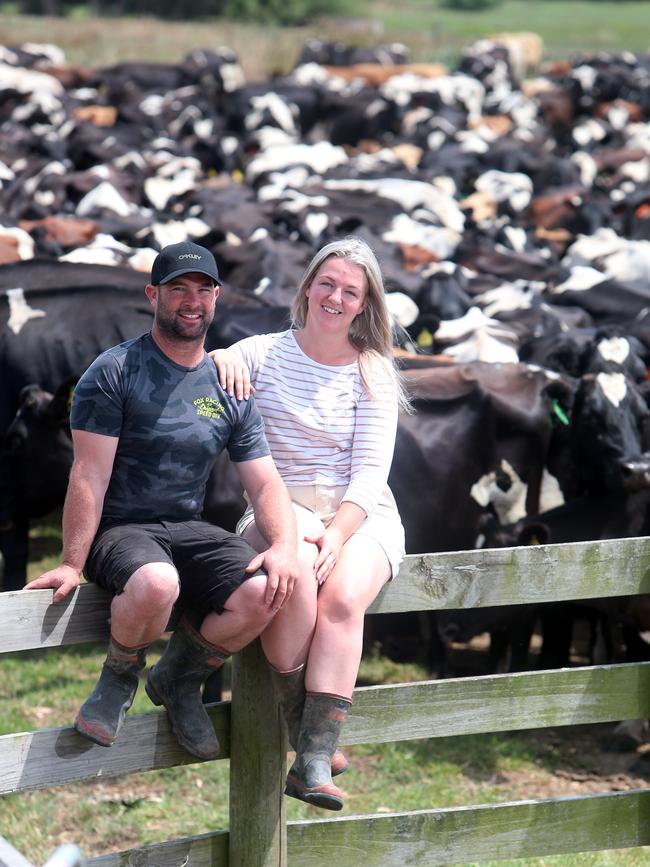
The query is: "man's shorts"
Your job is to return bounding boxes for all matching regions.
[236,484,405,579]
[85,519,261,614]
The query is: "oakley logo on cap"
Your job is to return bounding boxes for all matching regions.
[151,241,220,285]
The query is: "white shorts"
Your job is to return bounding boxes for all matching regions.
[236,484,405,579]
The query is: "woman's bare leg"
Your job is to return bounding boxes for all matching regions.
[242,518,320,671]
[305,535,391,698]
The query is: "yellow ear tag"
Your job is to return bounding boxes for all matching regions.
[417,328,433,349]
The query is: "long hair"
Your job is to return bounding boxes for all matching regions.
[291,237,411,411]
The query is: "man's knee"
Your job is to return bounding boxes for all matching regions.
[124,562,180,612]
[227,573,272,625]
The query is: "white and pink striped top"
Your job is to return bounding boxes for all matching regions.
[232,330,398,517]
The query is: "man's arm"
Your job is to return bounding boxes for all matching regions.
[235,455,299,611]
[25,429,118,603]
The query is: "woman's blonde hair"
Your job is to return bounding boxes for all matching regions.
[291,237,411,411]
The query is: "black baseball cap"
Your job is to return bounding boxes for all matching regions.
[151,241,221,286]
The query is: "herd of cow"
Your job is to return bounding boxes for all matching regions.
[3,33,650,694]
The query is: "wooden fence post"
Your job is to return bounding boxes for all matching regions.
[229,640,287,867]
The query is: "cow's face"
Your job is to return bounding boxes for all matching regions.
[304,258,367,336]
[571,372,650,491]
[146,273,220,343]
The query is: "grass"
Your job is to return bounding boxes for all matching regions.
[0,1,649,78]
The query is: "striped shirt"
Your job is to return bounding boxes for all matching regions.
[233,329,399,516]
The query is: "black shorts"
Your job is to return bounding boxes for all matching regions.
[85,519,261,615]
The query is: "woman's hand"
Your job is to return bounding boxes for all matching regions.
[305,525,345,585]
[208,348,253,400]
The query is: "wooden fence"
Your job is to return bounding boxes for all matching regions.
[3,537,650,865]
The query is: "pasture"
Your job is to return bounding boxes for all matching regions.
[0,2,649,75]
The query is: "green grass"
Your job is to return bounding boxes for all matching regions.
[0,2,649,78]
[373,0,650,64]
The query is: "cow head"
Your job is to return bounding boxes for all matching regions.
[570,372,650,492]
[5,380,74,455]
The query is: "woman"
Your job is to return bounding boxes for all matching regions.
[212,237,409,810]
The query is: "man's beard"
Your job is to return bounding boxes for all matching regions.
[155,308,213,342]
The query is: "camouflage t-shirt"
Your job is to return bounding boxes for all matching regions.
[70,333,270,522]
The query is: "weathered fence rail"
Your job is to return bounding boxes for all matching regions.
[3,538,650,865]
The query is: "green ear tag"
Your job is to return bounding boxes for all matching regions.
[552,399,569,426]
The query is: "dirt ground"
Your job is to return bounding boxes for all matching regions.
[495,725,650,801]
[440,622,650,801]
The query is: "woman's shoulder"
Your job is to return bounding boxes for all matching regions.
[235,329,290,357]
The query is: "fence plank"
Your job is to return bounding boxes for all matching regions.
[89,831,228,867]
[0,587,111,653]
[5,537,650,654]
[229,642,287,867]
[0,837,35,867]
[368,537,650,613]
[343,662,650,744]
[0,704,230,795]
[5,663,650,795]
[86,790,650,867]
[287,789,650,865]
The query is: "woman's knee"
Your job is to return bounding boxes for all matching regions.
[318,584,365,625]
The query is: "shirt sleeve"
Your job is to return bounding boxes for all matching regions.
[69,353,123,437]
[342,362,399,516]
[226,394,271,463]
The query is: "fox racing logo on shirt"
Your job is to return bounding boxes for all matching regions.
[193,396,225,420]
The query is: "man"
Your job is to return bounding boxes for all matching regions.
[26,240,299,760]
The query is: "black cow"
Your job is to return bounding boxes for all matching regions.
[2,380,73,591]
[391,360,572,554]
[478,489,650,672]
[0,262,154,589]
[0,261,150,433]
[369,360,573,672]
[374,353,650,674]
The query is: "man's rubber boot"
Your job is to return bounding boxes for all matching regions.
[270,664,348,777]
[284,691,351,811]
[145,617,227,760]
[74,637,148,747]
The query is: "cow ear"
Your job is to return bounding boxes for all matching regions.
[48,376,78,423]
[18,384,40,404]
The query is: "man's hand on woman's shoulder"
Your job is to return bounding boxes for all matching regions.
[208,348,253,401]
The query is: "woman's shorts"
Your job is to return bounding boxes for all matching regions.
[85,519,261,614]
[236,484,405,579]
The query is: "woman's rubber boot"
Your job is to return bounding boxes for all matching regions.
[285,691,351,811]
[145,617,227,760]
[75,637,148,747]
[270,665,348,777]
